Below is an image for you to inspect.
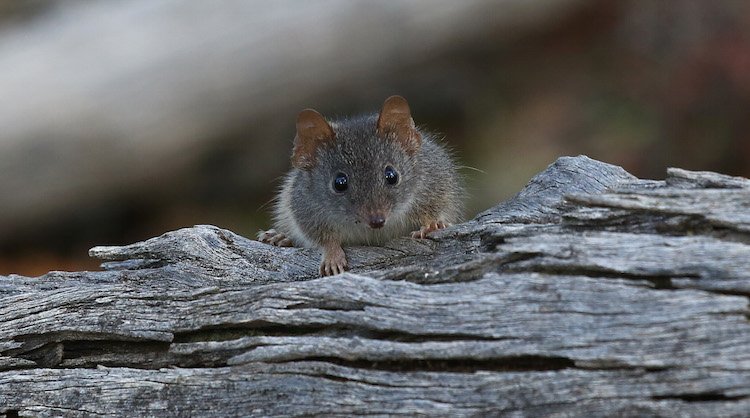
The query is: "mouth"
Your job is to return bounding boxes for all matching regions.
[367,214,386,229]
[358,205,391,230]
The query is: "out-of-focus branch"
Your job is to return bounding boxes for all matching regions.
[0,0,587,241]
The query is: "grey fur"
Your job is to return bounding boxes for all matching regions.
[270,113,463,248]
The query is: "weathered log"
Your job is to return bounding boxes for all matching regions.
[1,155,749,416]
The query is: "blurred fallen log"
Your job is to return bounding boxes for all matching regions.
[0,0,587,242]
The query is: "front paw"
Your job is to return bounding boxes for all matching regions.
[258,229,293,247]
[320,245,348,276]
[410,221,450,239]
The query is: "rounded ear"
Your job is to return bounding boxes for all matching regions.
[376,95,422,155]
[291,109,335,169]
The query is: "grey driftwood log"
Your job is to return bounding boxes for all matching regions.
[1,155,750,416]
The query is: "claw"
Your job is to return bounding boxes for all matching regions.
[410,221,451,239]
[320,244,348,276]
[258,229,294,247]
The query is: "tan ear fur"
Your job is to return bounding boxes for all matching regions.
[376,95,422,154]
[291,109,335,169]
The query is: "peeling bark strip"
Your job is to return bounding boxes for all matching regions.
[2,156,750,416]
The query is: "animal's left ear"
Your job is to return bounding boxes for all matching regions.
[376,95,422,155]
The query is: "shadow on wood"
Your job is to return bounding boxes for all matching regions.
[1,156,749,416]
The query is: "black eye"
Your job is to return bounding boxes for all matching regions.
[333,172,348,192]
[384,165,399,185]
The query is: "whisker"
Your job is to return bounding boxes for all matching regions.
[457,165,485,174]
[257,196,278,212]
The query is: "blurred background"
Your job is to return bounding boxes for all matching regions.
[1,0,748,276]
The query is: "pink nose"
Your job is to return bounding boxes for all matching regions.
[368,215,386,229]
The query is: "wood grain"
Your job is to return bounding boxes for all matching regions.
[1,156,749,416]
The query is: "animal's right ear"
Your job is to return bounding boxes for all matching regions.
[291,109,335,170]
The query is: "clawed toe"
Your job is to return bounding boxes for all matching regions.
[320,245,348,276]
[410,221,451,239]
[258,229,293,247]
[319,261,348,277]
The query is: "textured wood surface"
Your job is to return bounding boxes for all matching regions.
[1,156,749,416]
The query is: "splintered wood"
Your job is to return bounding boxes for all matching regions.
[2,156,749,416]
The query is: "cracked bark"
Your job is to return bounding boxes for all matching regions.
[2,155,750,416]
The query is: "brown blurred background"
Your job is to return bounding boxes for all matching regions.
[1,0,748,276]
